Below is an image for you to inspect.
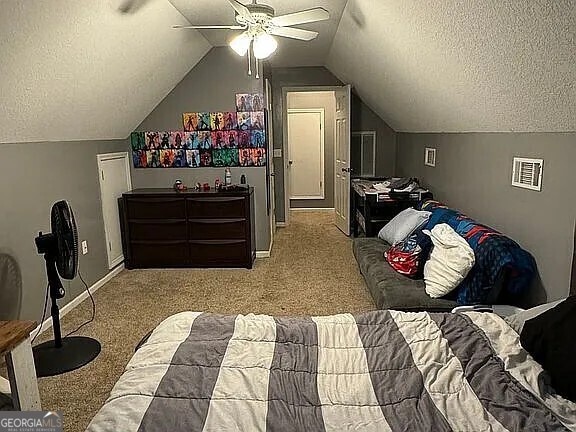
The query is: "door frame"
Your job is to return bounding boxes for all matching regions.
[97,152,132,269]
[264,78,276,255]
[287,108,326,202]
[281,86,341,226]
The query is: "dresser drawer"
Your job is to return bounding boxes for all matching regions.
[189,218,246,240]
[126,197,186,219]
[129,220,187,241]
[130,241,188,268]
[189,240,248,267]
[187,196,245,219]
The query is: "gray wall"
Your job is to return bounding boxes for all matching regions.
[0,139,127,320]
[287,91,336,209]
[396,133,576,304]
[132,47,270,252]
[351,93,397,176]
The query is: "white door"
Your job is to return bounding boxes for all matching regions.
[265,79,276,250]
[97,152,132,269]
[334,85,351,235]
[287,109,325,200]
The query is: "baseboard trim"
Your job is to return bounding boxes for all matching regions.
[276,222,286,227]
[256,251,270,258]
[33,264,124,337]
[290,208,335,212]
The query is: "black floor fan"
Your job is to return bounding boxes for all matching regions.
[33,200,101,377]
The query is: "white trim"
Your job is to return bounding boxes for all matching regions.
[276,222,287,227]
[290,196,325,200]
[265,78,276,256]
[97,152,132,269]
[287,108,326,201]
[290,208,335,212]
[97,151,132,162]
[281,87,341,227]
[256,241,273,258]
[32,265,124,337]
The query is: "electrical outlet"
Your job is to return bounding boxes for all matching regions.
[81,240,88,255]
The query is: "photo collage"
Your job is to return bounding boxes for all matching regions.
[131,93,266,168]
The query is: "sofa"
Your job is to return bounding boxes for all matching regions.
[353,200,536,312]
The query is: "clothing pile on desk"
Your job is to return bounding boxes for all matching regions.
[352,177,429,200]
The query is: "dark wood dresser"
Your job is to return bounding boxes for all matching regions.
[119,188,255,269]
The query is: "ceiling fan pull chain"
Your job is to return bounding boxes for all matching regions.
[247,48,252,76]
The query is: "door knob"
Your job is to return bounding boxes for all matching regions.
[288,160,293,165]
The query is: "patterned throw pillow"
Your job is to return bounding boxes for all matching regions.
[384,230,432,279]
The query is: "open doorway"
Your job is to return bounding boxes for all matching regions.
[286,91,335,212]
[281,86,351,235]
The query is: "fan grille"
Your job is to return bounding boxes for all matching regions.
[51,201,79,280]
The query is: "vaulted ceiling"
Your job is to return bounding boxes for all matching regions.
[0,0,210,144]
[1,0,574,144]
[327,0,576,132]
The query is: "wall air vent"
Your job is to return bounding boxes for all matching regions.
[424,147,436,167]
[512,157,543,191]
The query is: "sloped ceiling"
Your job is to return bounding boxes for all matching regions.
[168,0,347,67]
[326,0,576,132]
[2,0,574,142]
[0,0,210,144]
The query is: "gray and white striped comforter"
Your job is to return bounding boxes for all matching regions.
[87,311,576,432]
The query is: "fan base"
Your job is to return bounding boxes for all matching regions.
[33,336,101,377]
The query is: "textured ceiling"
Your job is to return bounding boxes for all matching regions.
[168,0,347,67]
[0,0,210,144]
[326,0,576,132]
[2,0,574,143]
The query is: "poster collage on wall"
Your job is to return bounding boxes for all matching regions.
[131,93,266,169]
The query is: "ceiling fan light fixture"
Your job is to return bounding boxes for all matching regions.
[253,33,277,59]
[230,32,252,56]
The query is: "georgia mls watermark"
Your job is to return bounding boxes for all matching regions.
[0,412,62,432]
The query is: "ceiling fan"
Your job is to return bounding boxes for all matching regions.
[173,0,330,77]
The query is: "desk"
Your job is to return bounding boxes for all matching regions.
[0,321,41,410]
[351,179,432,237]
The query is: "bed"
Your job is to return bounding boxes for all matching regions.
[86,310,576,432]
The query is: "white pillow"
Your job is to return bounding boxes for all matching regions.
[378,208,431,245]
[423,224,475,298]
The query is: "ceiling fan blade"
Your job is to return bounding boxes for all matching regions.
[228,0,253,23]
[271,8,329,27]
[173,25,246,30]
[270,26,319,41]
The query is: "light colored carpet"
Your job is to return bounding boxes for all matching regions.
[36,211,375,431]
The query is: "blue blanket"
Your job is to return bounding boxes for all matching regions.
[420,201,536,304]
